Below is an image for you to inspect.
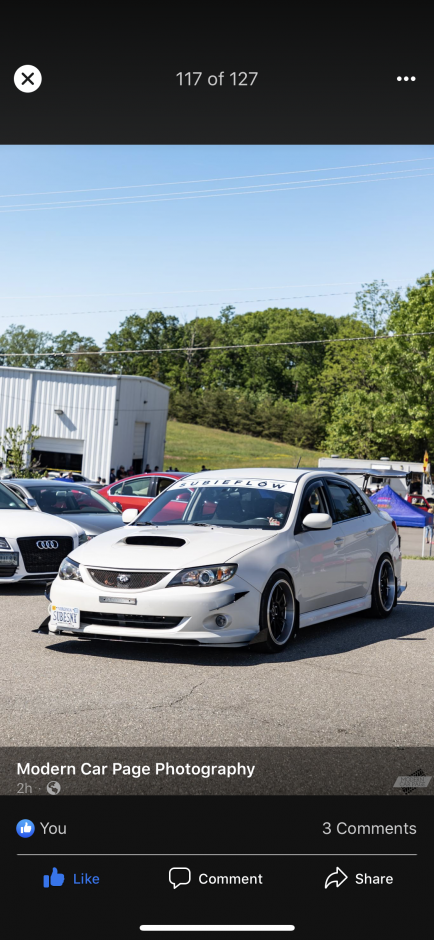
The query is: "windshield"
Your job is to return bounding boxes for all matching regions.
[0,482,29,510]
[135,484,294,529]
[26,485,120,515]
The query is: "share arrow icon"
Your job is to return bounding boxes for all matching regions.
[324,867,348,889]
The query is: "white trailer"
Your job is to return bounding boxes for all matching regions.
[318,456,434,504]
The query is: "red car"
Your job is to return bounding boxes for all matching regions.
[99,472,189,514]
[406,494,432,512]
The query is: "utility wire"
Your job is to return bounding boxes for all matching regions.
[2,331,434,357]
[0,289,399,322]
[1,156,432,200]
[2,166,433,210]
[1,277,431,302]
[0,171,433,214]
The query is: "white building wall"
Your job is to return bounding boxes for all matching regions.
[0,367,169,481]
[28,372,117,482]
[111,376,169,473]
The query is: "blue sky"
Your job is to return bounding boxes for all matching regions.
[0,144,433,344]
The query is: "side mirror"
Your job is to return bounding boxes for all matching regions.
[122,508,139,524]
[302,512,332,530]
[113,502,123,512]
[25,497,38,508]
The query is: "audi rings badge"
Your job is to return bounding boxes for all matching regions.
[36,540,59,550]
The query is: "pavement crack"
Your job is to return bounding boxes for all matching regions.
[147,678,209,710]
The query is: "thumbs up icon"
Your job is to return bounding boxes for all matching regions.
[43,867,65,888]
[16,819,35,838]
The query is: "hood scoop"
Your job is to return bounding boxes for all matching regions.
[124,535,186,548]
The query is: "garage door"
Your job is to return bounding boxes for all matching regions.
[33,437,84,454]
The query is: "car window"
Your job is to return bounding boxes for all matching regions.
[327,482,366,520]
[156,477,175,495]
[0,482,29,510]
[300,485,329,521]
[139,484,294,529]
[26,485,119,514]
[109,482,124,495]
[122,477,153,497]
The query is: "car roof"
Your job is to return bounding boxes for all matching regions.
[108,472,188,483]
[9,479,92,487]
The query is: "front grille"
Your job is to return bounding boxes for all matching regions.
[80,610,183,629]
[87,568,168,590]
[17,537,73,573]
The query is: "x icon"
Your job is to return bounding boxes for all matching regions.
[21,72,35,85]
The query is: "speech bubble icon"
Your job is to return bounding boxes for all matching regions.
[169,867,191,889]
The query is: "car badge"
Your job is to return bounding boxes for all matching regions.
[117,573,131,585]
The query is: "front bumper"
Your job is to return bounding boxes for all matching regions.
[48,574,261,647]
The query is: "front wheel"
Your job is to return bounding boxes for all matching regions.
[370,555,396,618]
[254,571,298,653]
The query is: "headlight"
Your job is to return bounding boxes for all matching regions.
[0,537,12,550]
[58,557,83,582]
[168,564,238,587]
[78,533,92,544]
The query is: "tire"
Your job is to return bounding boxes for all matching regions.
[370,555,396,618]
[253,570,298,653]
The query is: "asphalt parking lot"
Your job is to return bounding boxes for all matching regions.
[1,559,432,747]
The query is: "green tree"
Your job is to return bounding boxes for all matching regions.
[354,280,401,335]
[0,425,42,477]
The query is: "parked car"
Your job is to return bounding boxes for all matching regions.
[48,468,405,652]
[99,472,188,513]
[405,494,432,512]
[46,470,98,484]
[0,480,87,583]
[4,480,125,539]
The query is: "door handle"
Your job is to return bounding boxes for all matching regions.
[366,528,375,535]
[334,537,344,544]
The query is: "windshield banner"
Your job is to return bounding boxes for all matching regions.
[171,478,297,493]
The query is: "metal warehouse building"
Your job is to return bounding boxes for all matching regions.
[0,366,170,481]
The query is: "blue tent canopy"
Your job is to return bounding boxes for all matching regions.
[369,485,433,527]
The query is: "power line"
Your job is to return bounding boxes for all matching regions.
[1,156,432,199]
[2,166,433,211]
[0,171,433,215]
[1,277,430,302]
[0,289,396,322]
[1,331,434,358]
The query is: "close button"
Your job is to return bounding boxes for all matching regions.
[14,65,42,93]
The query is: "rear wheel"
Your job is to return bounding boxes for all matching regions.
[370,555,396,618]
[254,570,298,653]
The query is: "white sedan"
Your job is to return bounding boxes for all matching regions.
[0,481,87,583]
[47,468,404,652]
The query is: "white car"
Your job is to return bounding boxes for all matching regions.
[0,481,87,583]
[47,468,405,652]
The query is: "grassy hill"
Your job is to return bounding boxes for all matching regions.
[164,421,323,472]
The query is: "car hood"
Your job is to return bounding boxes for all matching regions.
[69,524,278,569]
[56,512,125,536]
[0,509,84,538]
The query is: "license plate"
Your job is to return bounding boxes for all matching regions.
[51,605,80,627]
[99,596,137,605]
[0,552,19,566]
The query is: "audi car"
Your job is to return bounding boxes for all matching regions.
[5,480,125,539]
[47,468,405,652]
[0,481,87,583]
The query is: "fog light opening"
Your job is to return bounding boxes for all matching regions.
[215,614,228,628]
